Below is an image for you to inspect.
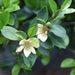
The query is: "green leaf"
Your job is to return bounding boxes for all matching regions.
[15,31,27,39]
[50,25,66,38]
[1,0,10,7]
[63,35,69,47]
[70,68,75,75]
[0,59,15,68]
[0,36,5,44]
[48,0,57,16]
[10,0,20,4]
[40,1,47,8]
[48,33,66,48]
[61,8,75,14]
[54,14,65,21]
[61,58,75,68]
[5,4,20,12]
[28,24,38,37]
[24,0,39,9]
[12,64,21,75]
[8,14,15,25]
[41,38,54,49]
[41,55,50,66]
[38,46,50,56]
[0,11,10,29]
[37,7,48,21]
[1,26,20,40]
[0,21,3,30]
[30,38,40,47]
[61,0,72,10]
[23,54,37,68]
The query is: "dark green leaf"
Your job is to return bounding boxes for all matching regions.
[41,38,54,49]
[24,0,39,9]
[37,7,48,21]
[38,46,50,56]
[23,54,37,68]
[48,33,66,48]
[50,25,66,38]
[0,59,15,68]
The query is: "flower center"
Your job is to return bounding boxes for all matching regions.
[24,41,32,50]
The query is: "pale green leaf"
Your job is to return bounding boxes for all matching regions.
[1,26,20,40]
[61,8,75,14]
[61,0,72,10]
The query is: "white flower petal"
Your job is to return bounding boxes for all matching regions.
[23,48,31,57]
[19,39,26,45]
[16,46,24,52]
[37,33,48,42]
[38,24,43,28]
[30,47,36,54]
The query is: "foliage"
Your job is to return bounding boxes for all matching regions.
[0,0,75,75]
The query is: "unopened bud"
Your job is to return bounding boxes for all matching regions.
[46,22,51,27]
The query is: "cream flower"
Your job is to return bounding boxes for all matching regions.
[16,38,39,57]
[36,24,48,42]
